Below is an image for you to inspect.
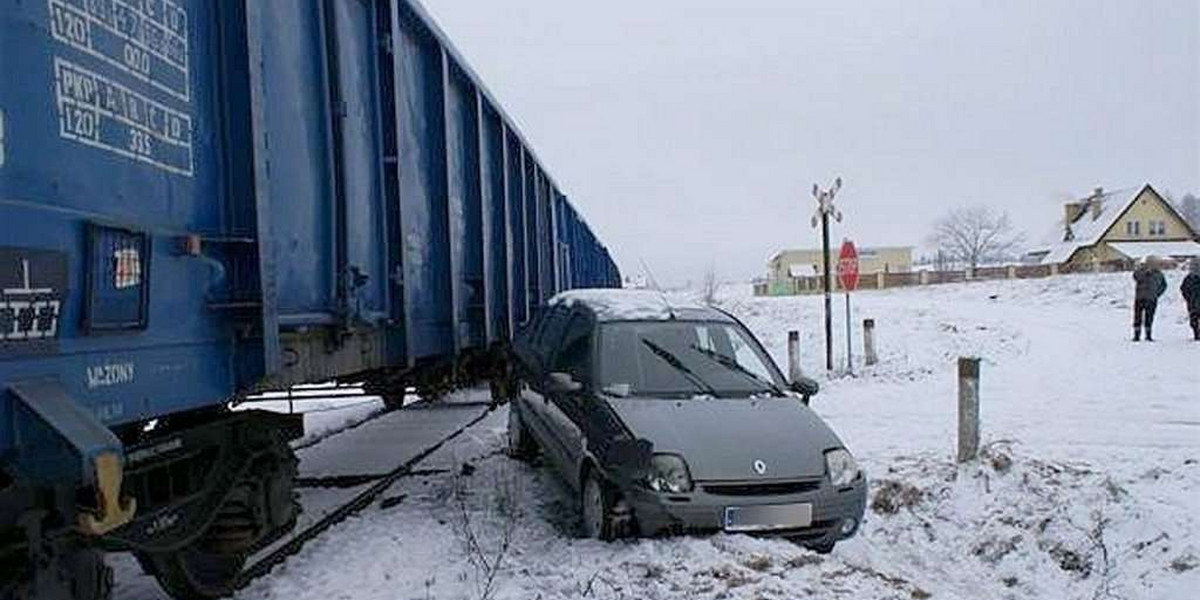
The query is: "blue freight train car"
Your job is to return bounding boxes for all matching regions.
[0,1,619,598]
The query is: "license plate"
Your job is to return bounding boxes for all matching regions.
[724,503,813,533]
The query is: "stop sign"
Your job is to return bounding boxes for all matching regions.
[837,240,860,291]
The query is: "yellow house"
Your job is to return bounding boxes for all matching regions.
[767,246,913,281]
[1026,184,1200,267]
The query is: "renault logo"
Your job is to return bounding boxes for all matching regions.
[753,460,767,475]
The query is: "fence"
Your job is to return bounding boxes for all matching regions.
[753,259,1138,297]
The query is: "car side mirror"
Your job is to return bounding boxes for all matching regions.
[790,376,819,404]
[547,372,583,394]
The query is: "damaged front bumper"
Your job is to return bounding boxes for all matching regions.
[624,474,867,546]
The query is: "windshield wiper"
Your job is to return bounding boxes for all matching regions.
[690,345,784,396]
[640,339,719,397]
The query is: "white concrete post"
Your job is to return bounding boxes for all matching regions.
[1007,265,1017,279]
[957,357,981,463]
[863,319,878,366]
[787,331,802,383]
[920,271,931,285]
[1050,263,1059,276]
[876,271,886,290]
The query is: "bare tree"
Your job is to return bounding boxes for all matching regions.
[933,250,952,273]
[451,462,521,600]
[928,206,1024,271]
[1181,193,1200,232]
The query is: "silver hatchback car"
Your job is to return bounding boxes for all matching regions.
[507,290,866,552]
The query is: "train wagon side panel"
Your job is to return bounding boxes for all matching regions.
[506,133,528,327]
[0,1,245,442]
[331,0,391,328]
[523,158,540,314]
[248,4,337,319]
[244,0,395,383]
[479,102,509,342]
[391,8,454,361]
[444,60,486,352]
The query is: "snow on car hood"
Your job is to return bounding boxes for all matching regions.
[605,397,844,482]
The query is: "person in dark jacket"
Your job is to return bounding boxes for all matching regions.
[1182,259,1200,341]
[1132,257,1167,342]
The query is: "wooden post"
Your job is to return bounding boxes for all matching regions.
[863,319,878,366]
[957,357,981,463]
[787,331,802,383]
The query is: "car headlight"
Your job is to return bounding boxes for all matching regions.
[646,454,693,493]
[825,448,860,487]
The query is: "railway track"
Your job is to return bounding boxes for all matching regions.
[235,402,495,588]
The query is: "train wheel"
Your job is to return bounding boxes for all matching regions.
[141,548,244,600]
[363,375,408,411]
[141,434,298,599]
[380,390,408,411]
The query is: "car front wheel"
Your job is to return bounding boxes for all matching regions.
[581,472,620,541]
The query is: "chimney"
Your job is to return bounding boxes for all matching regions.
[1090,187,1105,220]
[1064,202,1085,225]
[1064,202,1083,240]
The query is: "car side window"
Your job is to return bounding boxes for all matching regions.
[724,324,774,382]
[533,306,570,374]
[513,310,546,376]
[553,312,594,384]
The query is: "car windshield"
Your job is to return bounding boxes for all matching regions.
[597,320,784,398]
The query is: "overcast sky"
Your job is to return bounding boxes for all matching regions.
[421,0,1199,285]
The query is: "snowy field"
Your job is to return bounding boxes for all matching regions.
[227,272,1198,600]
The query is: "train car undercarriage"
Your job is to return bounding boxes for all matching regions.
[1,408,301,600]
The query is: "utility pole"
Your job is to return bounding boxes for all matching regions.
[811,177,843,372]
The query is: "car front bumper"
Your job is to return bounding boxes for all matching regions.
[624,475,867,545]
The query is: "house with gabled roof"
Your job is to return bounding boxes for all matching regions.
[1025,184,1200,267]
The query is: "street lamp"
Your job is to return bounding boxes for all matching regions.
[811,177,843,371]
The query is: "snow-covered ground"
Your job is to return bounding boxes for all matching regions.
[227,272,1197,600]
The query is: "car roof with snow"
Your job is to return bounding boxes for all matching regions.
[549,289,734,323]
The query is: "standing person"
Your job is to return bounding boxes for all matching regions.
[1132,256,1167,342]
[1182,259,1200,341]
